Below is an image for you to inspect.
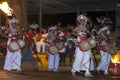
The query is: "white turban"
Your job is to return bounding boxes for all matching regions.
[77,14,88,26]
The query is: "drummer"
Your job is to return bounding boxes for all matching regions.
[3,16,22,73]
[71,14,93,76]
[47,28,60,72]
[96,22,111,75]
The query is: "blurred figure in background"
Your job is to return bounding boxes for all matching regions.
[36,28,48,54]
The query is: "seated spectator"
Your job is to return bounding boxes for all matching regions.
[36,28,48,54]
[29,21,39,31]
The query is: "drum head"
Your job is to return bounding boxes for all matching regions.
[79,40,91,51]
[105,43,117,55]
[9,41,20,52]
[55,42,63,51]
[49,46,58,54]
[17,39,25,48]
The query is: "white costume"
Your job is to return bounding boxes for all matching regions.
[4,47,22,71]
[48,53,60,72]
[96,26,111,74]
[47,29,60,72]
[71,32,92,76]
[4,17,22,72]
[96,41,111,74]
[4,34,22,71]
[71,14,93,76]
[47,41,60,72]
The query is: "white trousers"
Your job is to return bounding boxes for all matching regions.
[71,47,92,73]
[97,50,111,72]
[36,42,46,53]
[48,53,60,71]
[4,49,22,71]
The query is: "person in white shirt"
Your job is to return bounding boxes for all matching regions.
[36,28,48,54]
[29,21,39,31]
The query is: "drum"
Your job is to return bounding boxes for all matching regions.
[17,39,25,48]
[88,38,97,48]
[8,41,20,52]
[105,43,117,55]
[55,42,63,51]
[79,40,91,51]
[49,46,58,54]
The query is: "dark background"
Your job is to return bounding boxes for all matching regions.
[28,11,115,27]
[0,11,115,30]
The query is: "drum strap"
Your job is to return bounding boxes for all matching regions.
[98,45,106,51]
[11,39,17,42]
[50,53,57,55]
[77,37,87,45]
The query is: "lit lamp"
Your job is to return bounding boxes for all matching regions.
[0,1,13,30]
[0,1,13,16]
[108,51,120,75]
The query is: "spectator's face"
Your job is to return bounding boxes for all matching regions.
[58,22,61,26]
[43,29,47,33]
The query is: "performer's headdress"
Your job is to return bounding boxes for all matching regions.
[98,26,109,35]
[77,14,88,26]
[8,17,19,34]
[9,18,18,24]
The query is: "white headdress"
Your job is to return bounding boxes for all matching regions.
[9,17,19,33]
[9,17,18,24]
[77,14,88,26]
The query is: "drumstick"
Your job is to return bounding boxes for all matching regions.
[32,40,43,65]
[34,52,43,65]
[32,46,43,66]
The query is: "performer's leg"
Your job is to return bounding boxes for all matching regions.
[83,50,93,76]
[71,48,83,75]
[53,53,60,72]
[89,58,95,71]
[11,50,22,70]
[4,50,13,71]
[96,50,111,75]
[104,53,111,74]
[96,50,106,71]
[48,54,54,71]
